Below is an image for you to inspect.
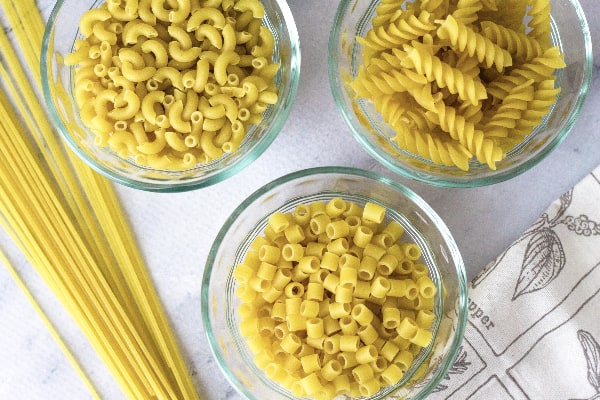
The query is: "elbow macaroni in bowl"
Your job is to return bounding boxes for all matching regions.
[66,0,279,170]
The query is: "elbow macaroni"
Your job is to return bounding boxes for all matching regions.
[68,0,280,170]
[233,201,438,400]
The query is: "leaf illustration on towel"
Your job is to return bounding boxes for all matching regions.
[471,216,546,289]
[472,190,573,289]
[578,330,600,393]
[432,346,471,393]
[512,227,565,300]
[547,189,573,224]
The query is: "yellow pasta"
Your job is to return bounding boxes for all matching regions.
[310,213,331,235]
[410,327,434,347]
[416,309,435,329]
[284,282,305,298]
[259,245,281,264]
[354,280,371,299]
[337,351,359,369]
[328,301,350,319]
[397,317,419,340]
[305,282,325,301]
[323,334,341,355]
[282,243,304,262]
[358,255,378,281]
[284,224,306,244]
[286,314,307,332]
[371,276,391,298]
[334,285,354,304]
[357,323,379,346]
[402,242,423,260]
[232,201,438,400]
[234,0,265,18]
[332,374,351,394]
[270,301,286,322]
[306,318,325,339]
[268,211,290,233]
[381,363,404,385]
[280,333,301,354]
[256,261,277,281]
[66,0,280,170]
[300,353,321,375]
[380,340,401,362]
[339,315,358,335]
[298,256,320,275]
[0,1,199,397]
[360,377,381,397]
[339,265,358,288]
[363,242,387,260]
[321,359,343,382]
[352,363,375,384]
[352,0,565,171]
[325,197,346,217]
[362,202,386,223]
[393,349,415,372]
[327,238,350,256]
[300,373,323,396]
[416,275,437,298]
[356,344,379,364]
[300,299,320,318]
[378,253,399,275]
[382,306,402,329]
[322,252,340,274]
[326,219,351,240]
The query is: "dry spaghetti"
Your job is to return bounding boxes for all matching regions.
[0,0,199,398]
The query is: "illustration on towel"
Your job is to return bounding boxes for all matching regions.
[472,189,600,300]
[571,330,600,400]
[433,345,471,393]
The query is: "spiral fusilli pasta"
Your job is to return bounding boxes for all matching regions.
[358,10,436,55]
[452,0,484,25]
[437,15,513,73]
[350,0,564,171]
[402,41,488,106]
[527,0,552,48]
[481,21,543,62]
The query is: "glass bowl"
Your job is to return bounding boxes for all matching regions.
[41,0,300,192]
[202,166,467,399]
[328,0,592,188]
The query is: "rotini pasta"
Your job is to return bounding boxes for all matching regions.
[452,0,484,25]
[351,0,564,171]
[402,41,488,106]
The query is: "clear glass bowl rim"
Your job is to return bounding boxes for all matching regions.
[41,0,301,192]
[327,0,593,188]
[202,165,469,399]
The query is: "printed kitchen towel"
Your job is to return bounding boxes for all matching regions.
[430,165,600,400]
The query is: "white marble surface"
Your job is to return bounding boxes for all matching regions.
[0,1,598,399]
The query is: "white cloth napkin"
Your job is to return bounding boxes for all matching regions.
[430,165,600,400]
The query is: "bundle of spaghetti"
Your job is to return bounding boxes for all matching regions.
[0,0,199,398]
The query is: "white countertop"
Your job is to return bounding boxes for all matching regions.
[1,1,599,399]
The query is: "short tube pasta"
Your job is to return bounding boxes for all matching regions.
[232,201,437,400]
[281,243,304,262]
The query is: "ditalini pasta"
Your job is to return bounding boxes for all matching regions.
[0,0,198,398]
[351,0,565,171]
[233,199,438,399]
[66,0,279,170]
